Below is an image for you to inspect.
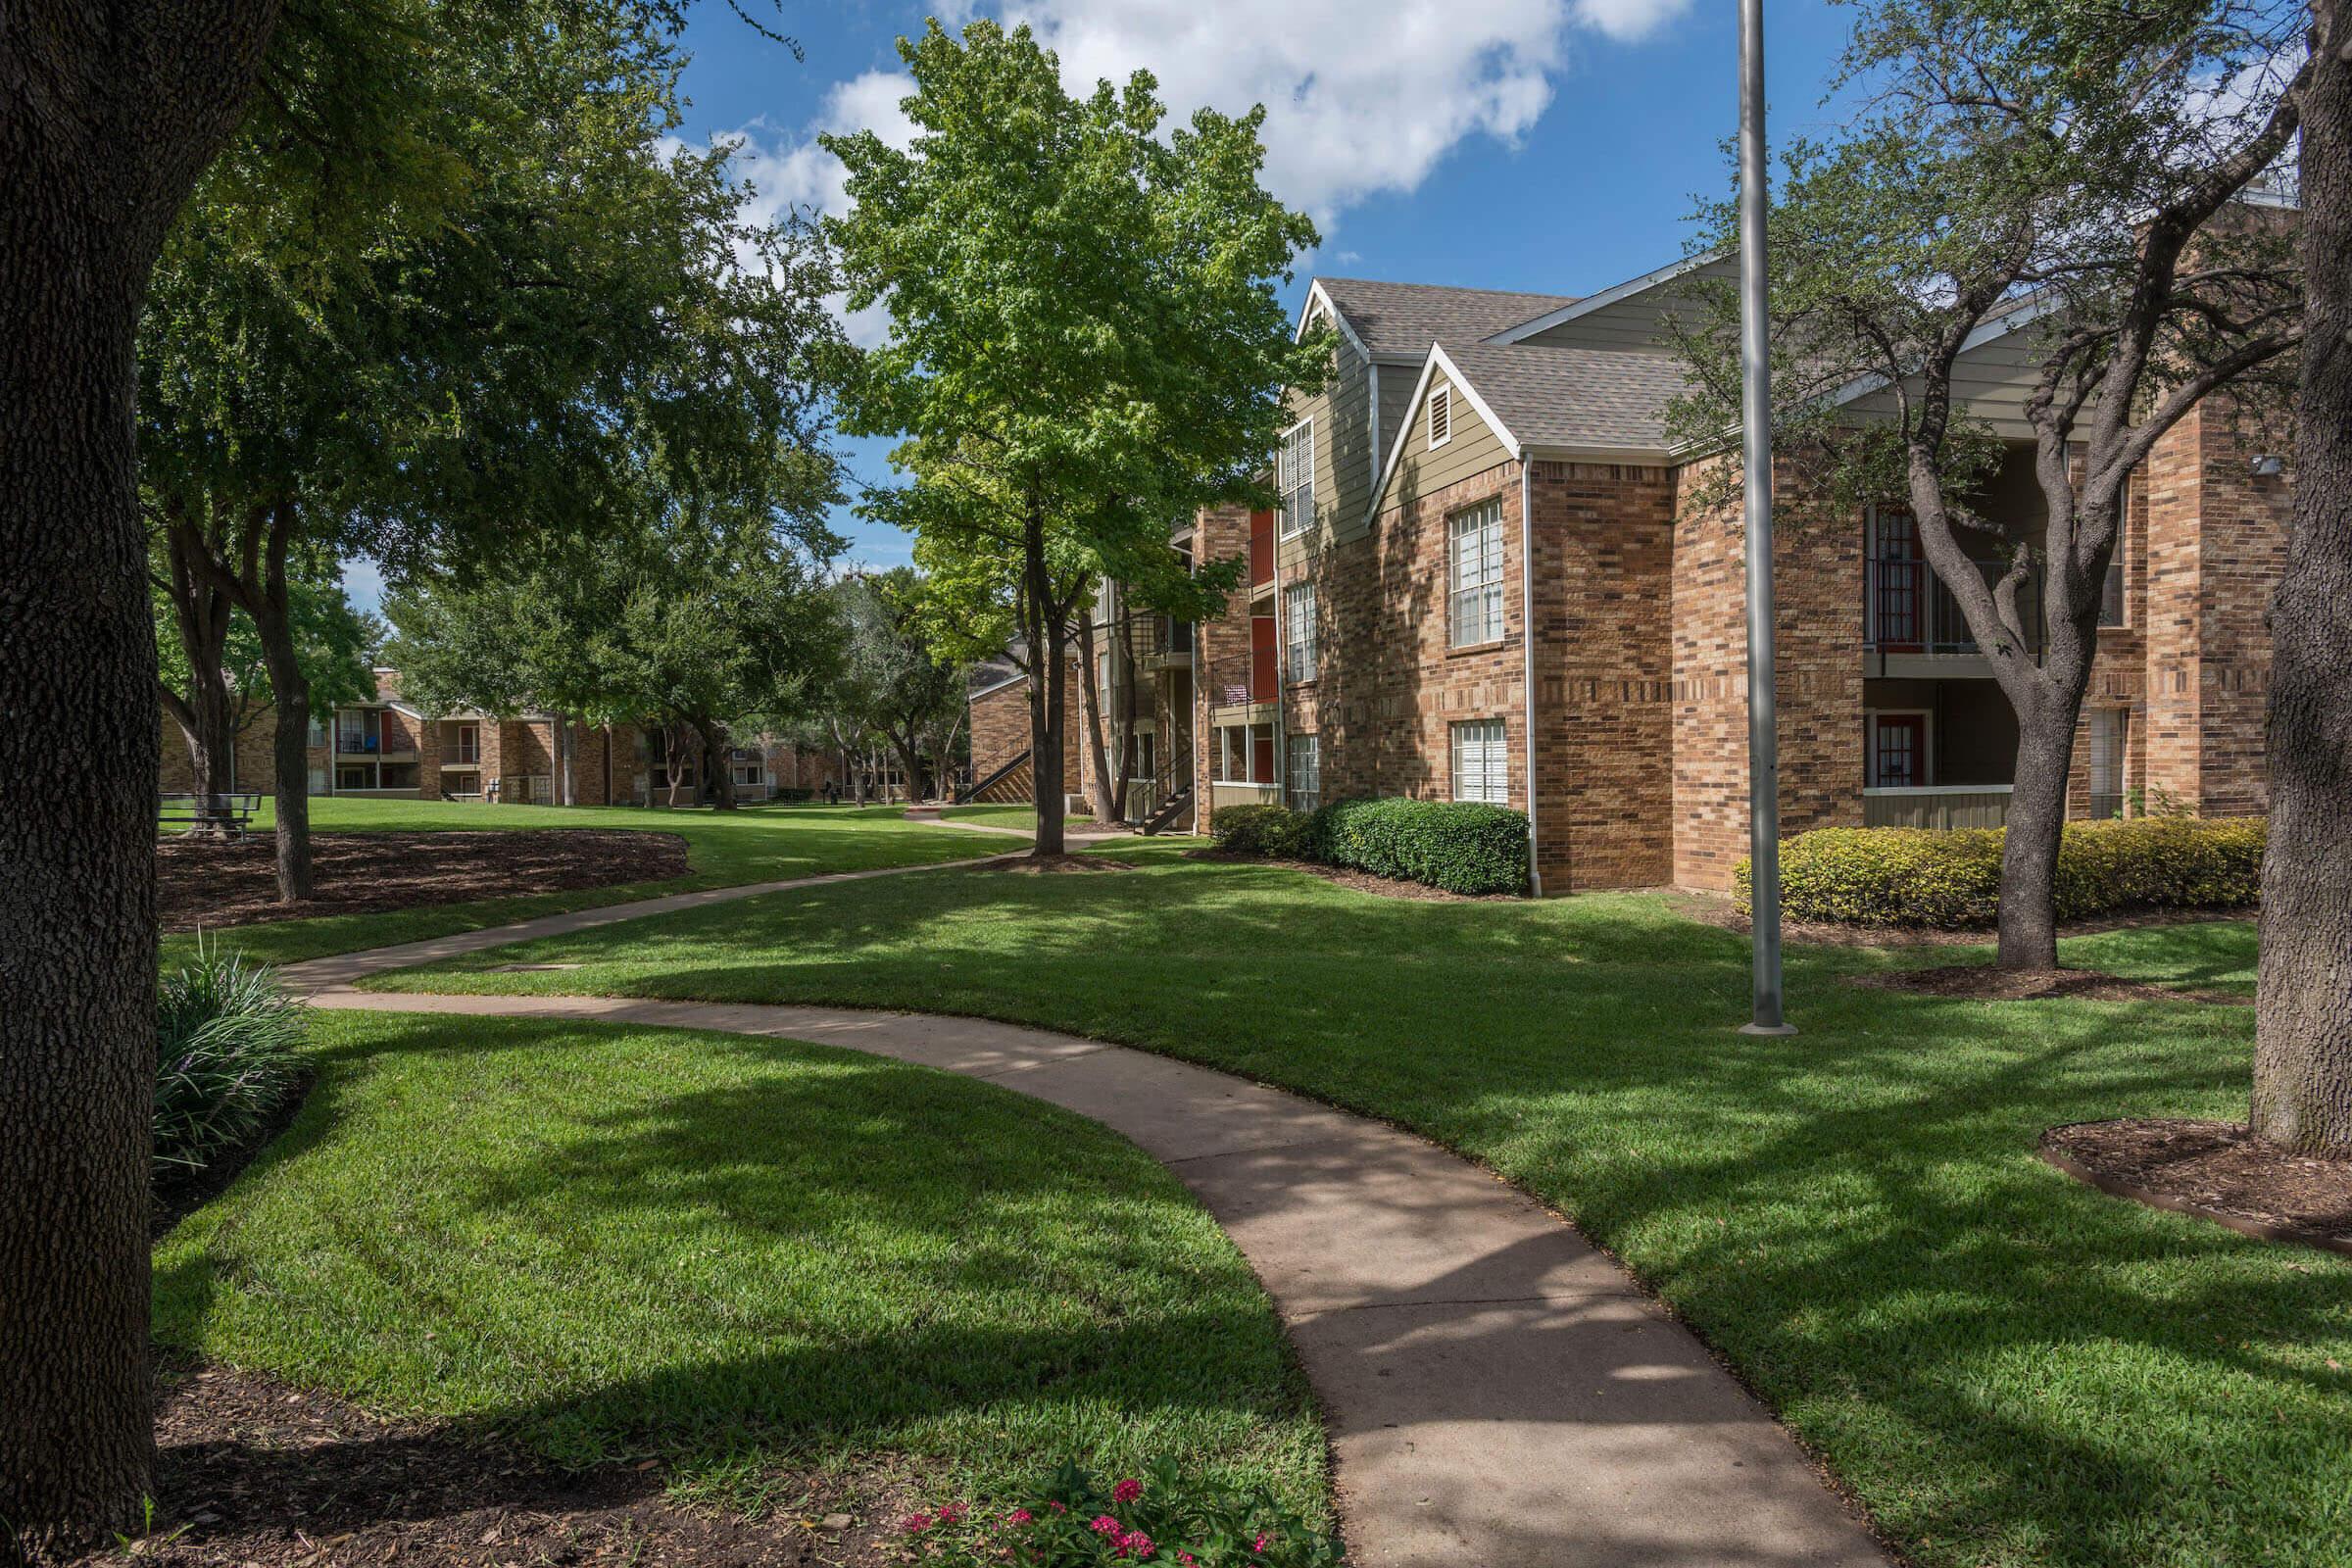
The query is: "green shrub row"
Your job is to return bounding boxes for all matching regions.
[1210,798,1531,896]
[1738,816,2266,928]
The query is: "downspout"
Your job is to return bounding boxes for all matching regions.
[1519,451,1544,898]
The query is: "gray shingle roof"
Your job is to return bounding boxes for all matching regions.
[1439,342,1691,454]
[1317,277,1576,361]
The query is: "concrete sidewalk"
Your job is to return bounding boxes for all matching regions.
[289,910,1890,1566]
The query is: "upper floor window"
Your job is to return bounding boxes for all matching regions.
[1450,719,1507,805]
[1283,581,1318,683]
[1448,499,1506,648]
[1278,419,1315,539]
[2098,563,2126,628]
[1428,384,1453,450]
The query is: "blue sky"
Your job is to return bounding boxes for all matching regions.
[346,1,1858,615]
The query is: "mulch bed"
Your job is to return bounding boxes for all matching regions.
[2041,1119,2352,1257]
[159,831,689,932]
[1184,849,1513,903]
[1851,964,2248,1005]
[67,1364,922,1568]
[981,853,1137,874]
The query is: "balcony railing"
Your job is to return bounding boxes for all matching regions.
[1866,559,2044,656]
[1205,650,1276,709]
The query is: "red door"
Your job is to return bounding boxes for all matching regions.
[1249,511,1275,587]
[1250,615,1278,701]
[1872,713,1927,789]
[1252,730,1276,783]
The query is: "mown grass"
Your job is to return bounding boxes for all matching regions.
[372,840,2352,1568]
[937,805,1093,831]
[2060,918,2259,997]
[155,1007,1323,1515]
[160,798,997,969]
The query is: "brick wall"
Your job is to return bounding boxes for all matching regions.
[968,666,1081,802]
[2141,399,2288,815]
[159,705,280,795]
[1528,461,1677,891]
[1671,457,1865,891]
[1192,502,1263,828]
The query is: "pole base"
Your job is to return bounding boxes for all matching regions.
[1739,1020,1799,1037]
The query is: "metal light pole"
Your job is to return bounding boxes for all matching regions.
[1738,0,1795,1037]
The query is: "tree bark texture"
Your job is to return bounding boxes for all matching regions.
[2252,0,2352,1154]
[695,717,736,809]
[245,513,315,901]
[159,522,242,823]
[1,2,284,1553]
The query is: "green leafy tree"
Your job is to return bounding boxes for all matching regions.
[820,569,969,803]
[142,0,839,894]
[826,20,1324,853]
[2254,0,2352,1154]
[387,485,847,812]
[151,537,377,811]
[1670,0,2310,970]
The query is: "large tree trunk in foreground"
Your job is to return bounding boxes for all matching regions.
[0,6,284,1552]
[2251,0,2352,1155]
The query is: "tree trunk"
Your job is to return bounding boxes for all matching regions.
[160,523,241,829]
[696,717,736,810]
[2251,0,2352,1155]
[247,511,315,901]
[1,6,284,1548]
[1995,693,2078,969]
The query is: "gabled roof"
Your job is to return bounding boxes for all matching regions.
[1314,277,1579,362]
[1439,342,1690,453]
[1482,249,1726,346]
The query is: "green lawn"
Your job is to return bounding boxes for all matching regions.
[156,1007,1323,1515]
[2060,918,2259,997]
[161,798,999,969]
[937,804,1094,830]
[368,841,2351,1568]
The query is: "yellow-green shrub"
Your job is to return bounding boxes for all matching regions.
[1736,816,2265,928]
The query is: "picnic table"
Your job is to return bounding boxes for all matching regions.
[158,791,263,840]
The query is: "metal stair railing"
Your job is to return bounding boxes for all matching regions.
[956,747,1032,805]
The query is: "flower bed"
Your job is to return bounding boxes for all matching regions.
[903,1461,1343,1565]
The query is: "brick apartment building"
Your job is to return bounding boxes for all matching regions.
[161,667,844,808]
[1171,253,2290,894]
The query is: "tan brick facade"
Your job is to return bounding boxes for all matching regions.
[968,662,1083,804]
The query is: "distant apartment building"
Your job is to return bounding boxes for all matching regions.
[161,667,845,807]
[969,239,2293,892]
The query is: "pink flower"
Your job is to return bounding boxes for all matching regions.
[937,1503,968,1526]
[1121,1530,1155,1558]
[1007,1508,1034,1525]
[1180,1555,1198,1566]
[1112,1478,1145,1505]
[902,1512,934,1533]
[1253,1534,1270,1554]
[1048,1501,1069,1515]
[1091,1514,1124,1537]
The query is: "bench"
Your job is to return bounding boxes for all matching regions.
[158,791,263,840]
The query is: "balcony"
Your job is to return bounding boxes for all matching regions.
[1205,622,1277,710]
[1865,558,2045,658]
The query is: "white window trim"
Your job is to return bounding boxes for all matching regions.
[1287,732,1321,811]
[1447,499,1507,650]
[1449,717,1509,805]
[1283,580,1317,684]
[1278,416,1315,541]
[1427,384,1453,451]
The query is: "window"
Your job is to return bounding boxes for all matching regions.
[1283,581,1317,683]
[1287,734,1321,811]
[1215,724,1250,783]
[1450,718,1508,805]
[450,722,480,764]
[335,762,375,792]
[1278,419,1315,539]
[2088,710,2128,818]
[1448,500,1506,648]
[2098,564,2127,628]
[1428,383,1452,449]
[1869,712,1929,789]
[379,762,418,792]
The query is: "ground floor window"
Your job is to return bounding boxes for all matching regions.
[2087,709,2128,818]
[1287,733,1320,811]
[1449,718,1508,805]
[336,762,376,791]
[1869,711,1931,789]
[379,762,418,792]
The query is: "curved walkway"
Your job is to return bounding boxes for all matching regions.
[281,870,1888,1568]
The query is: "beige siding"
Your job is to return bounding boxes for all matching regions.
[1278,321,1376,565]
[1375,369,1510,516]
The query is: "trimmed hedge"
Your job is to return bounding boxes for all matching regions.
[1208,803,1319,859]
[1739,816,2266,928]
[1211,798,1529,895]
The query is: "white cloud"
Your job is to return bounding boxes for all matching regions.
[1567,0,1691,43]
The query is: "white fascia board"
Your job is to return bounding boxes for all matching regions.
[1484,248,1731,346]
[1297,280,1372,360]
[967,670,1031,704]
[1363,352,1442,526]
[1428,345,1519,454]
[1822,290,2067,413]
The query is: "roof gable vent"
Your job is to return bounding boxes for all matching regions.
[1428,384,1452,449]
